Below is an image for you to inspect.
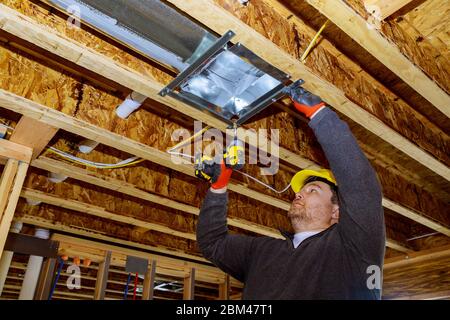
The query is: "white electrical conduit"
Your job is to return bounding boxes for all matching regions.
[48,147,142,169]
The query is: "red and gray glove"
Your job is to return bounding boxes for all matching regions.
[195,156,232,189]
[290,86,326,119]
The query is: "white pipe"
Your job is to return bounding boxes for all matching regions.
[0,222,23,295]
[26,199,42,206]
[47,172,68,184]
[78,139,100,154]
[19,229,50,300]
[115,92,147,119]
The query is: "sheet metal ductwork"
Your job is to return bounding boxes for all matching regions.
[48,0,295,124]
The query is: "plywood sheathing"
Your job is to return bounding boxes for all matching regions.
[1,22,448,235]
[211,0,450,167]
[343,0,449,92]
[15,201,201,258]
[281,0,450,133]
[0,0,448,235]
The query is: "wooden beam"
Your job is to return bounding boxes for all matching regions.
[10,117,58,160]
[0,139,32,163]
[166,0,450,181]
[20,188,197,241]
[142,260,156,300]
[183,268,195,300]
[0,89,289,213]
[18,214,209,263]
[306,0,450,117]
[0,16,447,234]
[363,0,415,20]
[0,3,315,171]
[93,250,111,300]
[383,198,450,237]
[0,159,18,219]
[218,274,230,300]
[50,234,241,287]
[384,244,450,270]
[0,159,28,256]
[390,289,450,300]
[34,257,57,300]
[31,157,281,239]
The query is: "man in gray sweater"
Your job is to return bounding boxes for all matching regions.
[196,87,386,299]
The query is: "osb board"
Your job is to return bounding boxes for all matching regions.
[382,255,450,299]
[213,0,450,167]
[15,201,201,256]
[403,0,449,49]
[0,0,172,85]
[24,168,197,235]
[0,0,447,235]
[0,38,299,206]
[341,112,450,202]
[343,0,450,93]
[281,0,450,133]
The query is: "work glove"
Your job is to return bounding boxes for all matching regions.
[195,156,232,190]
[290,86,326,119]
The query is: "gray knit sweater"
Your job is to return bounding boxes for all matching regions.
[197,108,385,299]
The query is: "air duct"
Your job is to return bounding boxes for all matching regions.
[115,92,147,119]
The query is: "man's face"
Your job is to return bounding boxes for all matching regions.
[288,181,339,227]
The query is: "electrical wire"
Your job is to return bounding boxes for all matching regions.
[300,19,329,63]
[237,170,291,194]
[48,257,65,300]
[124,272,132,300]
[47,147,145,169]
[166,127,291,194]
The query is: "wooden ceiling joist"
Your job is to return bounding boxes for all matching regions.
[0,8,447,238]
[0,87,445,248]
[15,214,207,263]
[166,0,450,181]
[20,188,197,241]
[0,3,448,184]
[306,0,450,117]
[31,158,281,238]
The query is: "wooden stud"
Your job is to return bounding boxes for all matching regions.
[0,159,19,221]
[218,274,230,300]
[0,139,32,163]
[183,268,195,300]
[34,257,57,300]
[32,157,283,239]
[142,260,157,300]
[306,0,450,117]
[10,117,58,160]
[0,160,29,256]
[94,250,111,300]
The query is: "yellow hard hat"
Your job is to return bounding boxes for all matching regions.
[290,169,337,193]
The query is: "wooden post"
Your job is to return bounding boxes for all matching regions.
[94,250,111,300]
[0,160,29,258]
[142,260,156,300]
[34,257,57,300]
[183,267,195,300]
[218,274,230,300]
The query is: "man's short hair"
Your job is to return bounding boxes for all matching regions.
[303,176,339,205]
